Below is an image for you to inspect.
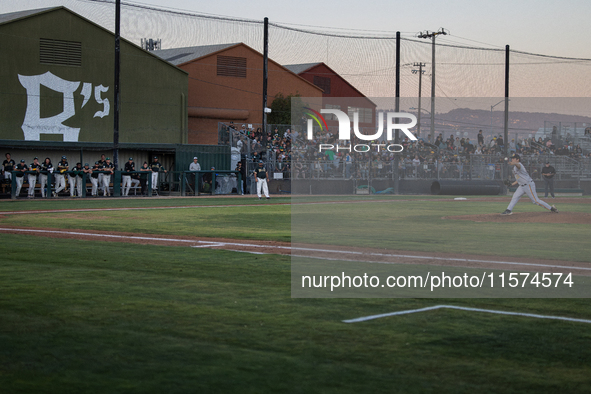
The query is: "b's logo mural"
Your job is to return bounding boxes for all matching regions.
[18,71,110,142]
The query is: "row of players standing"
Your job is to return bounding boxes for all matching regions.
[2,152,166,198]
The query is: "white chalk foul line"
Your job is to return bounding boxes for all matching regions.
[342,305,591,324]
[3,228,591,272]
[289,246,591,272]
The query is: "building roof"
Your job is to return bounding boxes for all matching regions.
[152,42,323,93]
[283,63,322,75]
[0,6,187,76]
[0,7,56,25]
[152,43,240,65]
[284,62,374,104]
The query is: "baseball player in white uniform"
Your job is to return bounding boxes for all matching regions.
[501,154,558,215]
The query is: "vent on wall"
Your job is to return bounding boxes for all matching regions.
[313,76,331,94]
[217,55,247,78]
[39,38,82,67]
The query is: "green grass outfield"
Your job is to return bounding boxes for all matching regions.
[1,196,591,392]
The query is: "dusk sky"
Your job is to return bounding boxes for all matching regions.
[3,0,591,103]
[2,0,591,58]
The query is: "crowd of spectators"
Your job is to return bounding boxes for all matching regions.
[222,123,591,180]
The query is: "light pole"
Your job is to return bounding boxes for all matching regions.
[412,63,426,138]
[418,28,447,144]
[490,99,508,135]
[409,107,431,139]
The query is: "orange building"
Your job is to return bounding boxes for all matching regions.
[154,43,322,145]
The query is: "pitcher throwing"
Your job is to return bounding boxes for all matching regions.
[501,154,558,215]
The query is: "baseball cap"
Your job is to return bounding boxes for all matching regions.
[193,157,198,160]
[20,159,25,162]
[84,163,89,166]
[545,161,550,164]
[129,157,133,161]
[62,155,67,159]
[34,157,38,160]
[154,156,158,159]
[95,161,99,164]
[106,157,111,160]
[511,153,521,160]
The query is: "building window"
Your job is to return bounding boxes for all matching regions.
[324,104,341,121]
[39,38,82,67]
[217,55,247,78]
[313,76,331,94]
[347,107,373,123]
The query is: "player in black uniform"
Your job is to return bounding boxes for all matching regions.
[90,162,100,196]
[3,153,15,183]
[27,157,41,198]
[149,156,166,194]
[72,162,84,197]
[102,158,114,196]
[14,159,27,197]
[82,163,93,197]
[53,156,69,197]
[39,157,53,198]
[254,160,270,200]
[541,161,556,198]
[139,161,150,195]
[97,154,106,194]
[122,157,135,196]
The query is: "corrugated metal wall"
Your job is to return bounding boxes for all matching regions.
[174,145,230,172]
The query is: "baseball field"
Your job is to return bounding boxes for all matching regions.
[1,195,591,393]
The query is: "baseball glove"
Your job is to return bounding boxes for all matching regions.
[503,179,512,187]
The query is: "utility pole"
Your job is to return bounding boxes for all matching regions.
[262,17,269,135]
[418,28,447,144]
[394,32,401,194]
[411,62,426,138]
[113,0,121,170]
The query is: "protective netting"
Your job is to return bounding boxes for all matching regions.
[6,0,591,98]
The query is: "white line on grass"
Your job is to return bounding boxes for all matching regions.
[3,228,591,272]
[343,305,591,324]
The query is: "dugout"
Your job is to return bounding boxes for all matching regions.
[431,180,502,195]
[1,141,231,198]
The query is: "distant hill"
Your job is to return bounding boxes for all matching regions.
[435,108,591,133]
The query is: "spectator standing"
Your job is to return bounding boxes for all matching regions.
[189,156,201,194]
[541,161,556,198]
[477,130,484,146]
[345,152,353,179]
[412,155,421,177]
[235,161,246,195]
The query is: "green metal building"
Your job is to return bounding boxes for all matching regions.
[0,7,228,174]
